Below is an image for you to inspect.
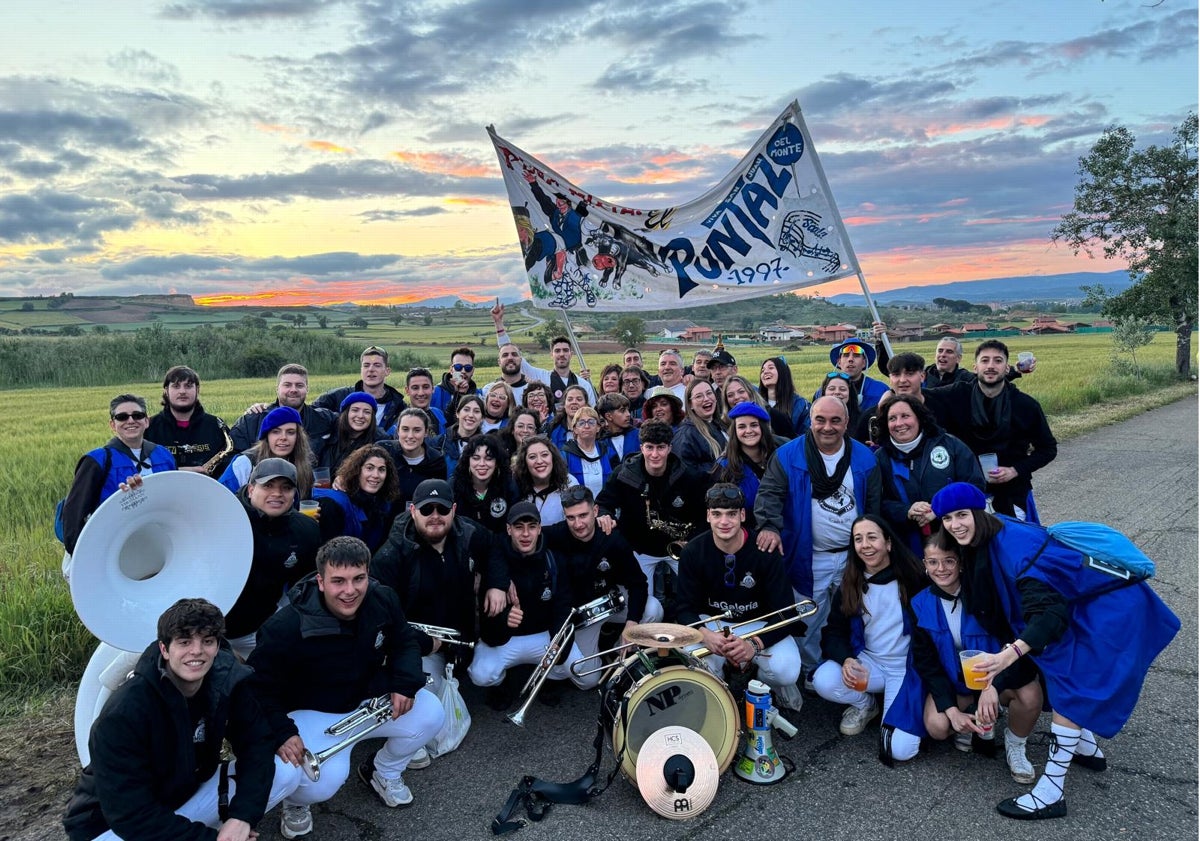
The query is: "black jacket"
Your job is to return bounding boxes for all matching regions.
[543,520,648,622]
[64,643,275,841]
[379,441,448,506]
[480,537,573,646]
[247,575,425,747]
[228,402,336,460]
[595,454,711,556]
[371,511,493,650]
[225,494,322,639]
[146,403,235,476]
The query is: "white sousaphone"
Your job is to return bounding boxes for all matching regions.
[71,471,252,766]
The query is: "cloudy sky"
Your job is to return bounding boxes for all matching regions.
[2,0,1196,306]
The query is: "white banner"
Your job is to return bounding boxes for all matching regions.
[489,101,860,312]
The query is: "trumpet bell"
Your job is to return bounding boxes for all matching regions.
[70,472,252,653]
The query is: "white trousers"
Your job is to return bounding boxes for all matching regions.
[812,652,907,719]
[95,756,303,840]
[468,631,599,690]
[571,587,664,662]
[689,617,803,692]
[283,688,444,807]
[635,552,678,585]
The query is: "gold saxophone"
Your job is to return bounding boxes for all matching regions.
[645,497,693,561]
[200,426,236,476]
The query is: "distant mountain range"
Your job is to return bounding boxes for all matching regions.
[827,270,1133,306]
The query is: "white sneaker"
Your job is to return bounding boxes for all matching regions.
[839,698,879,736]
[359,761,413,808]
[1006,739,1036,784]
[280,802,312,839]
[409,746,431,770]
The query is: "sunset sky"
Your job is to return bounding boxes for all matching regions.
[2,0,1196,307]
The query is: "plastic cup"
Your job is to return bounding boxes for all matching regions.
[1017,352,1034,373]
[978,453,999,476]
[959,650,989,690]
[313,467,332,489]
[299,500,320,519]
[849,661,869,693]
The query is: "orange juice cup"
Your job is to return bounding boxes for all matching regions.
[958,650,989,690]
[299,500,320,519]
[850,661,869,692]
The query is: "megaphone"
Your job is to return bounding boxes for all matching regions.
[733,680,794,785]
[70,471,253,765]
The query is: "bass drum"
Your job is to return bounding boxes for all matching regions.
[602,649,737,784]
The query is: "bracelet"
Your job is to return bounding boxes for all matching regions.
[751,637,763,655]
[1007,642,1023,659]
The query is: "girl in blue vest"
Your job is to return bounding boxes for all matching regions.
[560,407,616,496]
[812,515,927,739]
[880,536,1041,783]
[932,482,1180,820]
[313,444,400,552]
[60,394,177,556]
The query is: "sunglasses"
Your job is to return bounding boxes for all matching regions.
[826,371,852,381]
[561,486,593,505]
[417,503,452,516]
[723,554,738,588]
[706,486,744,505]
[452,363,474,373]
[112,411,148,422]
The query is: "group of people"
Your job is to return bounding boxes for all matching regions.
[61,321,1179,839]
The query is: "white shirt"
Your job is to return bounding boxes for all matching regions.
[810,443,857,553]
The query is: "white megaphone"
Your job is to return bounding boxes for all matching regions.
[733,680,795,784]
[70,471,252,766]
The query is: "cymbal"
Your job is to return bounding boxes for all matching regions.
[622,623,703,648]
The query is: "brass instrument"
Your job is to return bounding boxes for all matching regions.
[691,600,817,659]
[569,611,733,679]
[301,695,394,782]
[506,608,578,727]
[410,622,475,650]
[644,497,693,561]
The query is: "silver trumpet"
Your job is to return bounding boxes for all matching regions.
[506,608,578,728]
[301,695,393,782]
[410,622,475,650]
[690,600,817,659]
[568,611,734,679]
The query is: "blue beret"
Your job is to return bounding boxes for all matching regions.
[727,401,770,423]
[339,391,378,413]
[259,406,303,439]
[931,482,988,518]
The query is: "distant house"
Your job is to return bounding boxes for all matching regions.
[814,324,857,343]
[645,319,697,339]
[571,324,597,336]
[1023,322,1074,335]
[759,323,806,342]
[679,326,713,343]
[891,322,926,339]
[929,323,957,334]
[962,322,991,333]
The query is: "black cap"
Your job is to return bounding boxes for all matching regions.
[248,457,297,485]
[709,349,736,367]
[506,500,541,525]
[412,479,453,508]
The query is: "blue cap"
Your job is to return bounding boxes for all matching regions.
[259,406,303,439]
[339,390,378,413]
[931,482,988,518]
[727,401,770,423]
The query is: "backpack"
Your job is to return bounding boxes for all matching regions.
[1046,521,1156,581]
[54,447,113,544]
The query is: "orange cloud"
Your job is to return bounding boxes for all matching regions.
[446,197,501,206]
[255,123,298,135]
[196,278,504,307]
[390,150,491,178]
[923,114,1053,138]
[305,140,355,154]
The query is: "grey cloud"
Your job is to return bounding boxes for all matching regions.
[160,0,335,19]
[358,208,447,222]
[106,49,183,87]
[592,62,705,96]
[794,74,959,117]
[0,190,137,244]
[99,251,404,279]
[0,109,148,151]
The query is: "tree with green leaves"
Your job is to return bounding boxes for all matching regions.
[1052,114,1197,377]
[612,315,646,348]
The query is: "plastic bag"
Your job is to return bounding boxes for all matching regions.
[427,663,471,758]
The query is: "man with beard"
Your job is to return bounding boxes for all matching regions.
[314,346,407,435]
[923,340,1056,519]
[491,302,595,409]
[486,341,529,405]
[371,479,493,696]
[469,502,598,704]
[248,537,442,837]
[147,366,235,478]
[230,364,336,460]
[754,396,881,681]
[543,485,660,664]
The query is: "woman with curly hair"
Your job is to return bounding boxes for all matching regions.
[451,435,518,534]
[313,443,401,552]
[521,381,554,428]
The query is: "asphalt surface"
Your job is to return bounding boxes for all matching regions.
[252,397,1198,841]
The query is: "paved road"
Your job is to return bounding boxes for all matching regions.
[65,399,1200,841]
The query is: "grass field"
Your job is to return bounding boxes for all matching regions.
[0,329,1191,714]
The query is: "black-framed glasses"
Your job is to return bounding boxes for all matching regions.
[417,502,452,516]
[561,485,593,506]
[452,363,474,373]
[723,554,737,588]
[706,486,744,506]
[826,371,851,381]
[112,411,148,422]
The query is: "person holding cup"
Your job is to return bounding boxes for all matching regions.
[812,515,926,737]
[879,537,1041,781]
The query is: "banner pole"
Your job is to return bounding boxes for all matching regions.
[558,308,589,375]
[788,101,894,358]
